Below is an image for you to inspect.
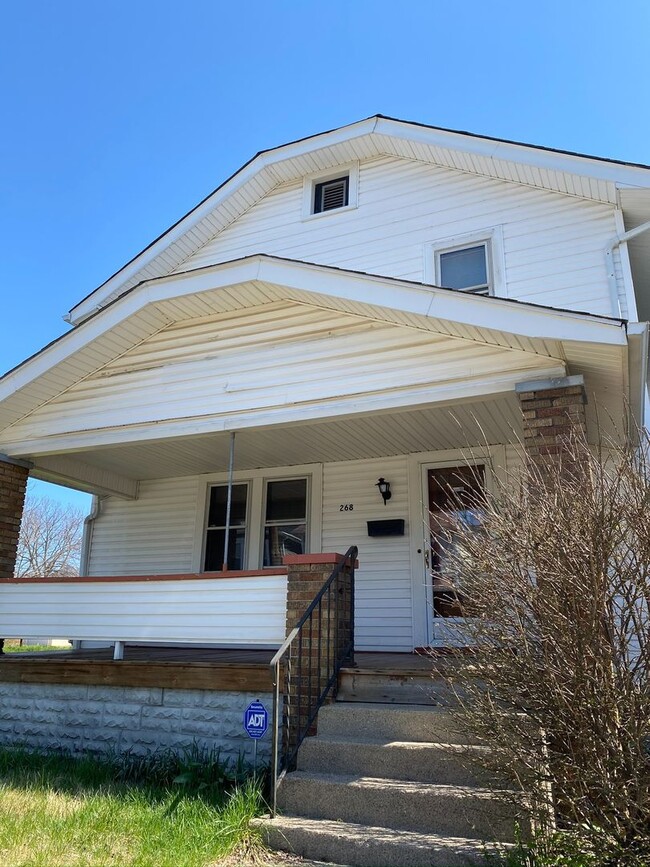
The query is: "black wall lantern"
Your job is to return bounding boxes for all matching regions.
[375,477,392,505]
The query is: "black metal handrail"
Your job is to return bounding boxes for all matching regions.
[269,546,357,816]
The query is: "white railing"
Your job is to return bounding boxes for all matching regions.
[0,570,288,654]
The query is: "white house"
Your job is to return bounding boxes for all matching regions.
[0,116,649,861]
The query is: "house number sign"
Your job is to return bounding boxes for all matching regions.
[339,504,354,511]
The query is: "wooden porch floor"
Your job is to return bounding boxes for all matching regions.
[0,646,434,691]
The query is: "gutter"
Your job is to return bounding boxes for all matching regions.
[606,219,650,316]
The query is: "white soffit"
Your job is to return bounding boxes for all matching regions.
[67,116,650,325]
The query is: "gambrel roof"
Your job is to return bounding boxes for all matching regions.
[66,115,650,327]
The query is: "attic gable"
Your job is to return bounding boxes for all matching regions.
[67,116,650,326]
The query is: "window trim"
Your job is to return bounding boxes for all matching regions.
[301,162,359,221]
[424,227,506,298]
[192,463,323,572]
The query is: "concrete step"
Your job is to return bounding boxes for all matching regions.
[317,702,480,745]
[338,669,458,705]
[253,815,497,867]
[297,735,492,785]
[276,771,519,840]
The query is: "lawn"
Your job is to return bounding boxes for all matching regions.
[2,644,69,653]
[0,747,265,867]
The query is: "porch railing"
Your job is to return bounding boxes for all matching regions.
[269,545,357,816]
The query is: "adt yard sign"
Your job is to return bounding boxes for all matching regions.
[244,700,268,739]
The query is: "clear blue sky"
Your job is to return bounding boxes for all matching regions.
[1,0,648,512]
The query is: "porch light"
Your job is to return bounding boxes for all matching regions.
[375,477,391,505]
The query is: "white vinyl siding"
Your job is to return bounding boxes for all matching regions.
[177,156,620,317]
[88,477,200,576]
[321,456,412,652]
[0,575,287,646]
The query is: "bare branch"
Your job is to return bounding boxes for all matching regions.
[15,495,84,578]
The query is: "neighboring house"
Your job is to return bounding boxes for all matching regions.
[0,117,649,816]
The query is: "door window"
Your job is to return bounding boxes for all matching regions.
[427,465,485,617]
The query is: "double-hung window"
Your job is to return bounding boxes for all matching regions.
[201,474,310,571]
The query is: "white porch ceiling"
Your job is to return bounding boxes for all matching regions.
[32,394,525,483]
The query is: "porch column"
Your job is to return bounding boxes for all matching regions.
[515,374,588,466]
[0,455,30,580]
[283,553,357,745]
[0,456,30,654]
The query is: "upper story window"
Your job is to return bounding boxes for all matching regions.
[302,162,359,220]
[425,227,505,298]
[438,244,490,295]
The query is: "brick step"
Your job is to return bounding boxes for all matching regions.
[253,815,500,867]
[276,771,520,840]
[297,735,493,786]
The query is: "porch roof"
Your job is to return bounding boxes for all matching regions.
[0,256,642,495]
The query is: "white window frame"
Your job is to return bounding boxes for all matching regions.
[192,463,323,572]
[424,227,506,297]
[301,162,359,221]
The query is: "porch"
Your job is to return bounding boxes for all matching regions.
[0,645,435,692]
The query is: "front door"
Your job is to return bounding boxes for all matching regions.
[422,464,485,646]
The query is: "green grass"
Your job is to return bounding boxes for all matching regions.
[2,644,70,653]
[0,747,265,867]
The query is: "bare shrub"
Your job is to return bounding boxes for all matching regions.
[15,495,84,578]
[428,431,650,864]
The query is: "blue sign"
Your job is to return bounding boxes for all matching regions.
[244,700,268,739]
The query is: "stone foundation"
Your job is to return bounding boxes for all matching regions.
[0,681,273,762]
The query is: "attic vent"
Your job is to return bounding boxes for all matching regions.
[314,176,349,213]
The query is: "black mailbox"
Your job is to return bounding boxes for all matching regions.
[367,519,405,537]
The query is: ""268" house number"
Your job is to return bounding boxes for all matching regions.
[339,504,354,511]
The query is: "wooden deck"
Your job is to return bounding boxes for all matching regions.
[0,646,434,692]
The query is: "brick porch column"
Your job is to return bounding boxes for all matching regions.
[282,552,357,751]
[515,374,587,467]
[0,455,30,655]
[0,455,30,580]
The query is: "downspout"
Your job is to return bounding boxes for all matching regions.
[72,494,102,650]
[605,219,650,317]
[79,495,102,578]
